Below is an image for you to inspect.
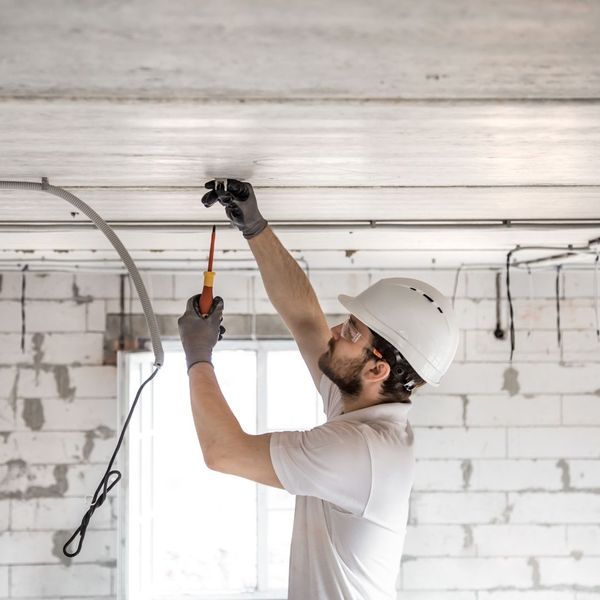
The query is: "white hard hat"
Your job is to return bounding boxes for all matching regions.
[338,277,459,386]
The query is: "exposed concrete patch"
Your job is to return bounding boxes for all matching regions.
[82,431,95,461]
[98,559,117,568]
[462,525,474,549]
[52,365,76,402]
[0,431,10,442]
[25,464,69,499]
[460,394,468,425]
[556,459,571,490]
[400,555,417,563]
[9,368,20,414]
[0,459,28,499]
[83,425,115,461]
[345,250,357,258]
[22,397,44,431]
[527,556,541,587]
[72,280,93,305]
[51,530,73,566]
[502,367,520,396]
[571,550,583,560]
[31,332,45,375]
[461,459,473,490]
[499,501,514,524]
[4,458,27,473]
[0,460,68,500]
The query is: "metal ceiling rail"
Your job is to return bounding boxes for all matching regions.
[1,219,600,231]
[0,258,598,274]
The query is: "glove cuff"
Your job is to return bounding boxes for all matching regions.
[187,359,213,373]
[243,218,269,240]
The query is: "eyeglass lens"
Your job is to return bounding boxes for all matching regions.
[341,317,362,343]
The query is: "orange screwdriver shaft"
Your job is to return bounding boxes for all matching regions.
[199,225,217,316]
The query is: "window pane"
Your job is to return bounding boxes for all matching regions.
[266,351,323,430]
[128,345,327,599]
[150,350,258,595]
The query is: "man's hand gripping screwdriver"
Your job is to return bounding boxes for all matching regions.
[177,216,226,372]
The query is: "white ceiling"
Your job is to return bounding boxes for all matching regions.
[1,0,599,270]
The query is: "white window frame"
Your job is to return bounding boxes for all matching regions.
[117,338,305,600]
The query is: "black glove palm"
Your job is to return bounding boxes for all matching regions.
[202,179,268,239]
[178,295,226,372]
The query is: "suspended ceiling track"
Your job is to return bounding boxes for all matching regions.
[2,219,600,231]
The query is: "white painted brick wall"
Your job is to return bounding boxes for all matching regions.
[1,267,600,599]
[10,564,111,597]
[402,558,532,590]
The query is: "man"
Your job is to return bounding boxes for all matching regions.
[178,179,459,600]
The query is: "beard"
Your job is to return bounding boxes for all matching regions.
[317,339,369,399]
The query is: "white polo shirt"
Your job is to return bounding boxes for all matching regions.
[269,372,416,600]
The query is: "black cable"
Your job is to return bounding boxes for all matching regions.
[63,364,161,557]
[555,265,562,349]
[506,249,516,362]
[595,253,600,341]
[20,265,28,353]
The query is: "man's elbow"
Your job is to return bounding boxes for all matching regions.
[204,433,247,472]
[202,442,225,471]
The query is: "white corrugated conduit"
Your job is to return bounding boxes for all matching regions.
[0,178,164,558]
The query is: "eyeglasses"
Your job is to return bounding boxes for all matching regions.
[340,316,384,360]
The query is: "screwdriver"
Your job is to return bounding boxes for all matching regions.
[199,225,217,317]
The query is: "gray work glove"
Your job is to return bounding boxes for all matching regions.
[177,295,226,372]
[201,179,268,239]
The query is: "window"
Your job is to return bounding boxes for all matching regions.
[117,340,325,600]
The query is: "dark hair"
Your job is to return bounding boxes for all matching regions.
[366,327,426,404]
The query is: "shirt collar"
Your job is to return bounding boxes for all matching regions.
[330,400,412,424]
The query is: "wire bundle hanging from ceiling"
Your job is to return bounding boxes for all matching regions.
[505,243,600,361]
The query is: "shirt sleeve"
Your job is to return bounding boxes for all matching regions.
[269,421,373,516]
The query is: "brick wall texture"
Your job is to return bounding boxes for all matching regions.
[1,268,599,599]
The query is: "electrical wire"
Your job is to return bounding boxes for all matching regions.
[506,249,516,361]
[0,178,165,559]
[451,264,465,308]
[527,267,533,338]
[555,265,562,350]
[20,265,28,353]
[0,178,163,366]
[505,244,597,359]
[62,364,161,557]
[595,250,600,341]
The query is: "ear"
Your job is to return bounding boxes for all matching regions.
[364,360,390,383]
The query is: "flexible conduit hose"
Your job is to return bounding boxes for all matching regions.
[0,178,164,366]
[1,178,166,557]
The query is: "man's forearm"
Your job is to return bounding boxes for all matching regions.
[188,362,244,466]
[248,225,322,325]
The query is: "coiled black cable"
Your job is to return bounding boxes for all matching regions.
[63,364,161,557]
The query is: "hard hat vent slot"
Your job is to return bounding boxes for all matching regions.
[407,285,444,314]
